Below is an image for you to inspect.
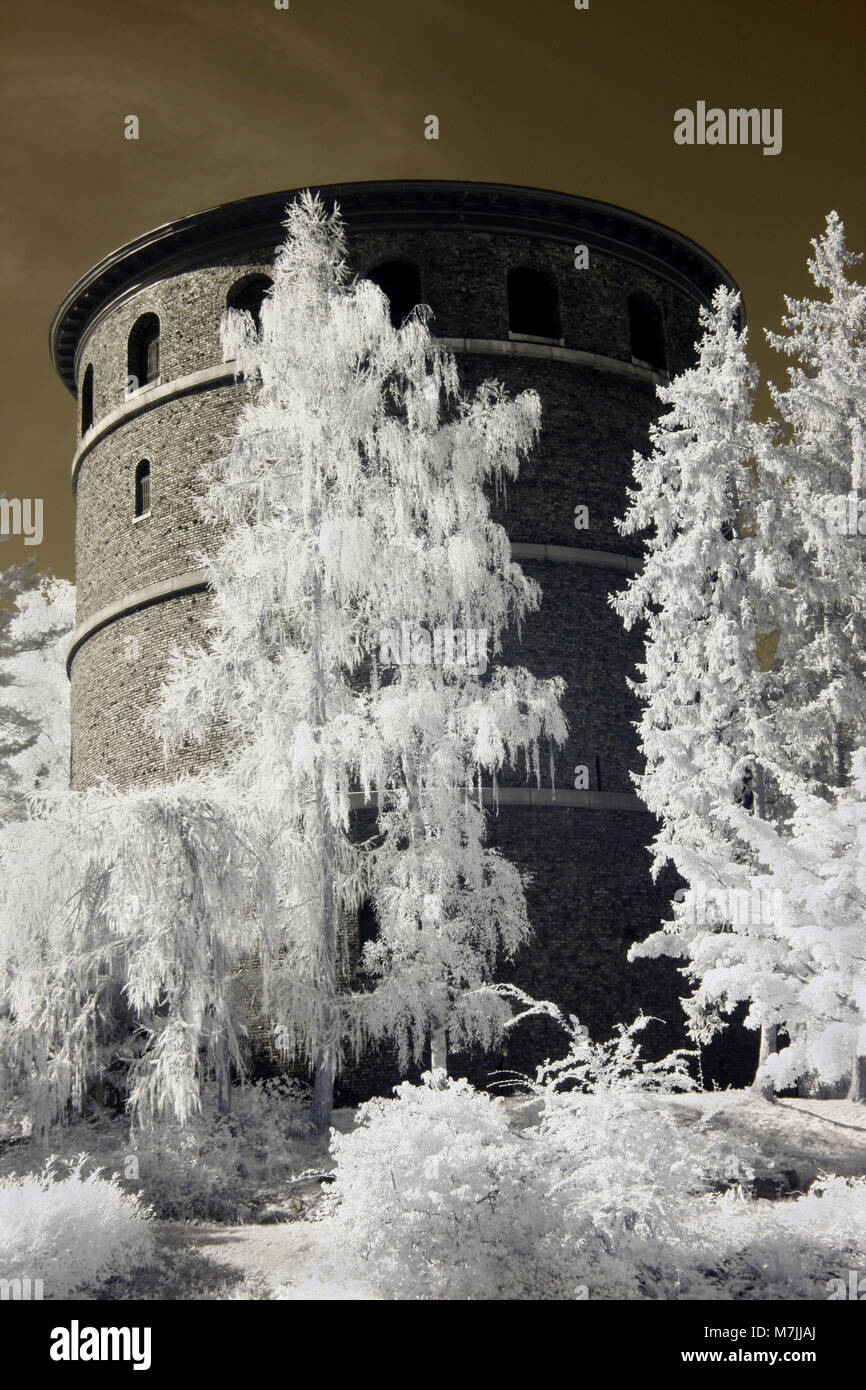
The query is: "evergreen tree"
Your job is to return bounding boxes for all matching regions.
[613,288,795,1086]
[724,750,866,1101]
[754,211,866,792]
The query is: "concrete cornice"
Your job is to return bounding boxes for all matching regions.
[68,540,643,673]
[50,179,741,393]
[511,543,641,572]
[67,570,209,673]
[347,787,649,813]
[437,337,669,386]
[71,340,666,485]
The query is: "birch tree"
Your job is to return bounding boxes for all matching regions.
[155,192,566,1131]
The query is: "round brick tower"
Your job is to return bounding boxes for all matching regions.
[50,181,740,1080]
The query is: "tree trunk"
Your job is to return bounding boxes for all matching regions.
[311,1042,336,1132]
[748,757,777,1101]
[401,748,448,1078]
[846,1049,866,1104]
[430,1023,448,1074]
[216,1039,232,1116]
[752,1021,777,1099]
[309,562,338,1137]
[310,820,338,1134]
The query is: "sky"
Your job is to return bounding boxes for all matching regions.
[2,0,863,579]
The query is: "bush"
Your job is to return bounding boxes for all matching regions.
[0,1076,318,1224]
[326,1073,574,1300]
[326,998,866,1300]
[129,1076,317,1221]
[0,1156,153,1298]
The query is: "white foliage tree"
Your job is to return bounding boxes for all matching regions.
[0,780,272,1134]
[754,212,866,793]
[0,567,74,820]
[723,751,866,1101]
[612,288,796,1086]
[155,192,566,1131]
[724,213,866,1098]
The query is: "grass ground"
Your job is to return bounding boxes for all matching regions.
[3,1091,864,1300]
[89,1094,866,1299]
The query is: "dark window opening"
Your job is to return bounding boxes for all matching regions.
[358,899,380,948]
[628,292,666,370]
[134,459,151,519]
[81,364,94,436]
[367,262,422,328]
[508,267,560,339]
[227,274,274,332]
[127,314,160,390]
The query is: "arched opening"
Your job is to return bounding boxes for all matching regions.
[80,364,94,436]
[226,274,274,332]
[127,314,160,391]
[357,898,380,949]
[367,262,422,328]
[628,292,666,370]
[507,267,560,339]
[134,459,151,519]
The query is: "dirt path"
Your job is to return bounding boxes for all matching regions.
[169,1217,379,1299]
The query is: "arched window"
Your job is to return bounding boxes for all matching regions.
[358,899,380,948]
[628,292,666,370]
[80,364,94,436]
[127,313,160,391]
[226,274,273,332]
[367,262,422,328]
[134,460,151,519]
[508,267,560,339]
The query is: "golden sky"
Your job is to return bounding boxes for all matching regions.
[2,0,863,579]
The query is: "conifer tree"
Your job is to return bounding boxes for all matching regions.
[754,212,866,792]
[613,288,795,1086]
[730,214,866,1098]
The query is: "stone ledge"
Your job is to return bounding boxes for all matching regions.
[69,535,644,670]
[438,336,669,386]
[67,569,209,672]
[348,787,648,813]
[511,542,641,572]
[71,364,240,484]
[70,339,668,484]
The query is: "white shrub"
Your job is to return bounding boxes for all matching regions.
[0,1156,153,1298]
[327,999,866,1299]
[692,1177,866,1300]
[327,1073,574,1300]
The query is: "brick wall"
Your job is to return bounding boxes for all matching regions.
[64,197,719,1091]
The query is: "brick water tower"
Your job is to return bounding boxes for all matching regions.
[50,181,740,1085]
